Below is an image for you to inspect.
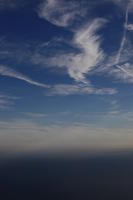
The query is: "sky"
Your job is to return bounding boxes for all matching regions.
[1,0,133,155]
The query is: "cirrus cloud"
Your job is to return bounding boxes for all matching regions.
[0,65,48,88]
[46,83,117,96]
[32,18,106,83]
[38,0,87,27]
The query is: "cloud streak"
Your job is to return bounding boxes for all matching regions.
[0,65,48,88]
[99,2,133,84]
[0,65,117,96]
[0,94,19,110]
[47,83,117,96]
[115,4,129,65]
[109,63,133,83]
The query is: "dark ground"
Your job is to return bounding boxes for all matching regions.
[0,152,133,200]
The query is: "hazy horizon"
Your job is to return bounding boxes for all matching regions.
[1,0,133,199]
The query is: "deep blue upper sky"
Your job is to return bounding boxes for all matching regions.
[1,0,133,154]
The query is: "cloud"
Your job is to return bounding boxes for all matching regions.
[0,94,19,110]
[67,19,106,82]
[38,0,87,27]
[108,62,133,83]
[23,112,47,118]
[32,18,106,83]
[0,65,48,88]
[0,0,25,10]
[95,56,133,84]
[95,1,133,85]
[46,83,117,96]
[125,24,133,31]
[114,4,129,65]
[112,0,133,11]
[0,65,117,96]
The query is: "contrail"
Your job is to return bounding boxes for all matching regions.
[115,4,129,65]
[0,65,49,89]
[116,64,133,78]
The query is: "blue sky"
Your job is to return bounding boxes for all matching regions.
[1,0,133,155]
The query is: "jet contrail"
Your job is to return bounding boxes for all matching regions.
[115,4,129,65]
[116,64,133,78]
[0,65,49,89]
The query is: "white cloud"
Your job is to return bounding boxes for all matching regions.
[67,19,106,82]
[38,0,87,27]
[0,65,48,88]
[32,18,106,83]
[47,83,117,96]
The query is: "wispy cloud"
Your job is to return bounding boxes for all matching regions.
[112,0,133,11]
[23,112,47,118]
[1,0,133,91]
[67,19,106,83]
[0,64,117,96]
[0,65,48,88]
[47,83,117,96]
[108,62,133,83]
[96,1,133,85]
[32,18,106,83]
[0,94,19,110]
[114,4,129,65]
[38,0,87,27]
[0,0,25,10]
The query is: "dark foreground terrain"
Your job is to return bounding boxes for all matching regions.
[0,152,133,200]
